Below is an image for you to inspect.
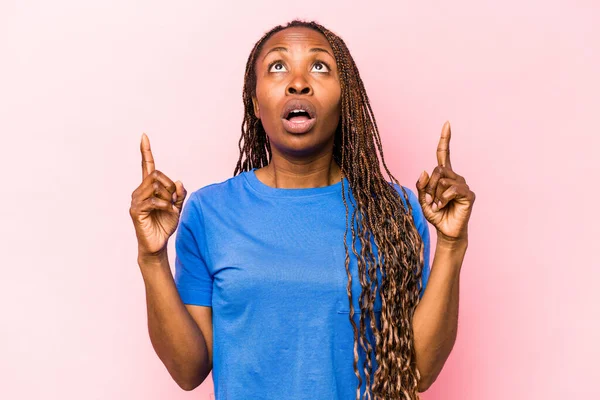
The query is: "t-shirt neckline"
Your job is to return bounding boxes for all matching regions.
[244,167,347,198]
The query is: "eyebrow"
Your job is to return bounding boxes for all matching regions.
[261,46,333,61]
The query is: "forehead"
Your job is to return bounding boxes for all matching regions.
[260,26,332,55]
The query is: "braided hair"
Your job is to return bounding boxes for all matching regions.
[233,19,426,400]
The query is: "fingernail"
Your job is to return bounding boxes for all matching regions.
[418,170,426,185]
[172,192,177,203]
[431,201,438,211]
[425,193,432,204]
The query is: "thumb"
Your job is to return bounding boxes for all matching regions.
[173,180,187,212]
[415,170,430,207]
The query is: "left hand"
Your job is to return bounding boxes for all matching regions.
[415,121,476,242]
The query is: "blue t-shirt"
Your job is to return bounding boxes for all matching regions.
[174,168,431,400]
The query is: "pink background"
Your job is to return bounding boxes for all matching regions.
[1,1,598,399]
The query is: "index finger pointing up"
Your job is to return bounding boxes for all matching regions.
[140,133,155,180]
[437,121,453,169]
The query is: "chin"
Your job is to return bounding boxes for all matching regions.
[271,130,333,155]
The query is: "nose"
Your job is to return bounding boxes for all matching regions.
[286,73,313,95]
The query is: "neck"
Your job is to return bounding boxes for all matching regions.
[260,153,343,189]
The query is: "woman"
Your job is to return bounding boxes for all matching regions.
[130,19,475,400]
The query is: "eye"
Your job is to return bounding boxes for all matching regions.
[311,61,330,73]
[268,61,287,73]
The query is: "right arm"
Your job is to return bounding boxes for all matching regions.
[139,252,213,391]
[130,133,213,391]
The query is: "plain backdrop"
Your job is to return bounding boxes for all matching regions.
[1,1,598,399]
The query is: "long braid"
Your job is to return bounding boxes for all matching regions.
[233,20,426,400]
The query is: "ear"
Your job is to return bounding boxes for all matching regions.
[251,96,260,119]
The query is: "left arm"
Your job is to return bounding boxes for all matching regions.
[411,121,476,391]
[412,235,467,392]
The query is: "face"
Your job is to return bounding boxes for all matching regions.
[252,27,341,158]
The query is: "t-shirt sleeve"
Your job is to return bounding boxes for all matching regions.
[396,185,431,300]
[174,191,213,307]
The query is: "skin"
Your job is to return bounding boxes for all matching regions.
[251,26,343,188]
[130,26,477,392]
[413,121,476,390]
[132,133,186,259]
[251,27,477,390]
[131,136,214,391]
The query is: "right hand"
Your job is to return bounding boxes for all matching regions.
[129,133,187,261]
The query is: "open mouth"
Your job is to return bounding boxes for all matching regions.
[281,100,317,134]
[285,109,312,122]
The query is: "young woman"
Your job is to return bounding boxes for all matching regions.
[130,19,475,400]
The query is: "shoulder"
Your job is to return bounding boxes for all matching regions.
[189,172,248,204]
[389,182,420,211]
[388,182,427,228]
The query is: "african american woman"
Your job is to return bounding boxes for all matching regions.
[130,19,475,400]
